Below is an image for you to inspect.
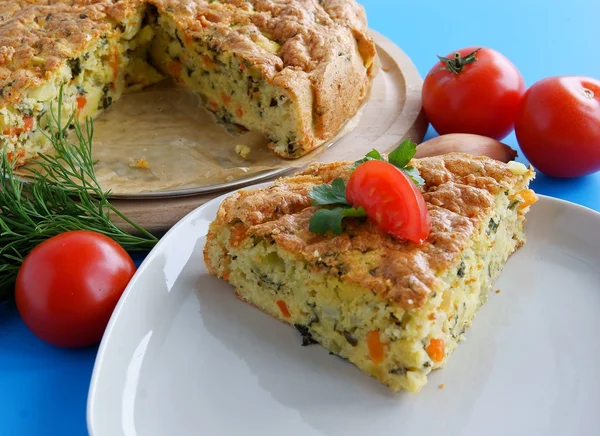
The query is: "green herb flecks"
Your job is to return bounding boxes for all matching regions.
[457,261,466,277]
[0,88,158,302]
[343,330,358,347]
[487,218,500,235]
[67,58,82,77]
[508,199,520,211]
[294,324,317,346]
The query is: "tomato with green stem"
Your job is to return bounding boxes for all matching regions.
[346,160,431,244]
[422,47,525,140]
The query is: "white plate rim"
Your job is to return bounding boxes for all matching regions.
[86,191,600,435]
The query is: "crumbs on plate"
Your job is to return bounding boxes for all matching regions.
[129,158,150,169]
[235,144,251,159]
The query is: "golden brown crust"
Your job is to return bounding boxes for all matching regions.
[0,0,144,107]
[207,153,533,310]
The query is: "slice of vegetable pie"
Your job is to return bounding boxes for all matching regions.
[203,150,536,392]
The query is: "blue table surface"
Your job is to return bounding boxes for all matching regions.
[1,1,599,435]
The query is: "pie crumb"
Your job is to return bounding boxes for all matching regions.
[130,157,150,169]
[235,144,251,159]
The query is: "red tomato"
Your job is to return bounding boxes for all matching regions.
[422,47,525,140]
[346,160,431,244]
[515,76,600,178]
[15,230,136,348]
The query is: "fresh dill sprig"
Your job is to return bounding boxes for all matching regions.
[0,88,158,302]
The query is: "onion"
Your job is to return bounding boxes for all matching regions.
[414,133,518,163]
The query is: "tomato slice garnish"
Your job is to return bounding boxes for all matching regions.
[346,160,431,244]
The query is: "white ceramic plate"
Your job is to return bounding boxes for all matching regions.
[87,192,600,436]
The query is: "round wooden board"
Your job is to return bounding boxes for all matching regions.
[111,30,428,234]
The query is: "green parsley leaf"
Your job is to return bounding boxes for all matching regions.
[365,149,384,160]
[309,206,366,235]
[309,178,349,206]
[388,138,417,169]
[307,138,426,237]
[401,166,425,186]
[351,149,384,169]
[350,139,424,186]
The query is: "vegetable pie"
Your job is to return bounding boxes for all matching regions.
[0,0,377,165]
[203,152,537,392]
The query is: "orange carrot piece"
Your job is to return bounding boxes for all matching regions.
[167,60,183,82]
[276,300,291,318]
[3,116,33,136]
[23,116,33,132]
[367,330,385,364]
[517,189,538,210]
[5,150,25,163]
[426,338,445,363]
[235,107,244,118]
[221,92,231,106]
[201,55,218,69]
[110,49,119,85]
[76,95,87,111]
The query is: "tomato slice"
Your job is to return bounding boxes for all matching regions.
[346,160,431,244]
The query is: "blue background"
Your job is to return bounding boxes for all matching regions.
[1,1,599,435]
